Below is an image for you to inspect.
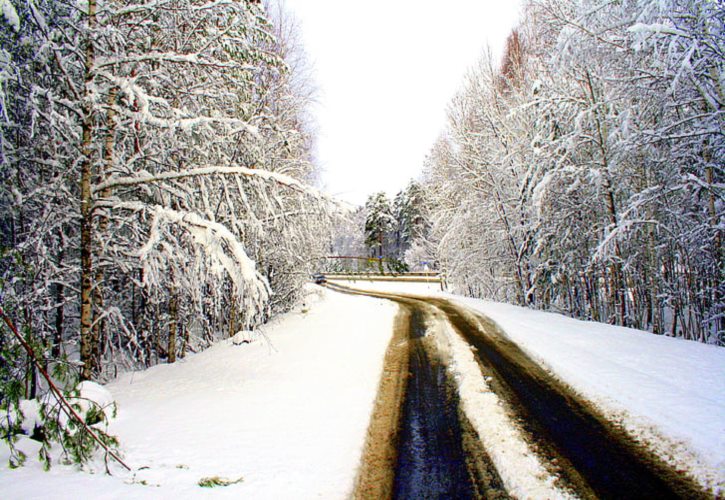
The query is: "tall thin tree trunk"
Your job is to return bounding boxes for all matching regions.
[603,182,626,326]
[91,87,117,374]
[705,155,723,338]
[180,325,189,359]
[24,309,37,399]
[168,283,178,364]
[79,0,97,381]
[229,297,237,338]
[584,70,626,326]
[53,230,65,359]
[137,267,153,365]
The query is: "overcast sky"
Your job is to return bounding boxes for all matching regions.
[285,1,523,206]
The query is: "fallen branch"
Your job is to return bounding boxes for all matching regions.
[0,306,131,472]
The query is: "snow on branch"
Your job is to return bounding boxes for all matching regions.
[116,201,270,316]
[0,0,19,32]
[627,23,689,39]
[592,219,659,263]
[111,0,244,17]
[95,70,261,136]
[93,166,320,198]
[111,0,166,17]
[95,52,257,71]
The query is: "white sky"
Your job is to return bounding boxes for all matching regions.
[286,1,523,206]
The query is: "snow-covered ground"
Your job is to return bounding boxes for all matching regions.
[0,286,397,499]
[3,278,723,497]
[326,277,441,295]
[340,278,725,494]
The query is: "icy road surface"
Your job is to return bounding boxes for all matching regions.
[337,277,725,497]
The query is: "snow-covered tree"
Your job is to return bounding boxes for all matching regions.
[364,192,395,258]
[393,180,428,260]
[0,0,332,391]
[420,0,723,344]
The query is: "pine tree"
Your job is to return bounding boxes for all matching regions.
[364,192,395,258]
[396,181,428,255]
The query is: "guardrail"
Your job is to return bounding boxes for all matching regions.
[322,255,437,275]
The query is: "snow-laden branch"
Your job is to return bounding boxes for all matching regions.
[95,52,257,71]
[592,219,660,263]
[112,201,270,314]
[93,166,317,197]
[111,0,242,17]
[110,0,163,16]
[95,70,261,136]
[627,23,690,39]
[26,0,81,102]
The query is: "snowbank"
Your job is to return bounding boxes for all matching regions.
[71,381,117,423]
[0,286,397,499]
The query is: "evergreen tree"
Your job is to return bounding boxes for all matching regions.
[364,192,395,258]
[395,180,428,256]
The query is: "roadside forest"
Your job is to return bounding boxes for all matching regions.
[0,0,331,395]
[0,0,722,476]
[418,0,723,344]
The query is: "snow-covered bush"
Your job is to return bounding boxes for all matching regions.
[1,380,120,470]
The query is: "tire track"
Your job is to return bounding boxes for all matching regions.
[392,307,492,499]
[331,283,709,499]
[345,286,506,499]
[429,298,708,499]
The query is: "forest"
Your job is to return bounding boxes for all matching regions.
[413,0,723,345]
[0,0,722,472]
[0,0,332,406]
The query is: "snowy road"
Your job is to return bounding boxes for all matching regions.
[352,294,507,499]
[391,305,489,498]
[329,283,709,499]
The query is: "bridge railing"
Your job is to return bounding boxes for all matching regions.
[321,256,437,276]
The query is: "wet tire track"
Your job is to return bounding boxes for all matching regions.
[343,284,506,499]
[353,307,410,499]
[392,307,479,499]
[428,297,709,500]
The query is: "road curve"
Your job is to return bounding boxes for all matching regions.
[328,283,709,500]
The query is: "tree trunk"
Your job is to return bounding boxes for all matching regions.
[168,294,178,364]
[22,308,37,399]
[79,0,97,381]
[583,69,626,326]
[53,230,65,359]
[180,325,189,359]
[90,87,118,375]
[601,167,626,326]
[705,158,723,338]
[229,296,237,338]
[167,266,178,363]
